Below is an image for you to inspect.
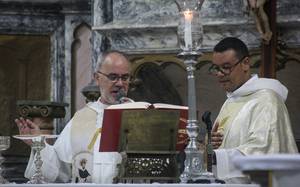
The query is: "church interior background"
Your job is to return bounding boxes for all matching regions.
[0,0,299,183]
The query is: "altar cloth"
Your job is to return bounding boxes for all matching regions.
[233,154,300,171]
[0,183,259,187]
[233,154,300,187]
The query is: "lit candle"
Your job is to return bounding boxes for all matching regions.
[184,10,193,49]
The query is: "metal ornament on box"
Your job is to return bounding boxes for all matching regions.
[114,110,182,183]
[175,0,220,183]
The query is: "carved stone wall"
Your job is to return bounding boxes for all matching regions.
[71,24,93,115]
[0,0,92,127]
[0,35,51,183]
[0,0,91,182]
[93,0,300,53]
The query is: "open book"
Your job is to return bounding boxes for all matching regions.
[99,102,188,152]
[106,102,188,110]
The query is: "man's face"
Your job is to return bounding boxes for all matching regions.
[211,49,249,92]
[95,53,130,105]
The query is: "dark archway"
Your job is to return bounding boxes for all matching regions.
[128,62,183,105]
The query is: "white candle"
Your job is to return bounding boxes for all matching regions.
[184,10,193,49]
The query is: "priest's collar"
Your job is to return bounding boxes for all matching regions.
[226,74,288,101]
[86,98,109,113]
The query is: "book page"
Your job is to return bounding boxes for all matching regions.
[106,101,151,109]
[152,103,188,110]
[106,101,188,110]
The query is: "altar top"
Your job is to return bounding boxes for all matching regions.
[1,183,260,187]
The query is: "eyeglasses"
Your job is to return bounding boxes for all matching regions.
[97,71,130,82]
[208,56,247,75]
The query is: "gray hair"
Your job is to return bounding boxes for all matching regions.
[95,50,129,73]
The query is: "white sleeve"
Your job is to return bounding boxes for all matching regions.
[24,120,73,183]
[214,148,250,183]
[53,120,73,163]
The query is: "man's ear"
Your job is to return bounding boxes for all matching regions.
[241,57,251,71]
[93,72,98,79]
[94,72,101,86]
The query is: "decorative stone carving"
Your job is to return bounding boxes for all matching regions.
[17,100,68,118]
[16,100,68,134]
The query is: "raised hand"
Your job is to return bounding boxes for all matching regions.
[211,122,223,149]
[15,117,41,145]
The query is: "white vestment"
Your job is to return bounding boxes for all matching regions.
[213,74,298,183]
[25,101,122,183]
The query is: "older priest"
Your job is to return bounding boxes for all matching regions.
[15,51,133,183]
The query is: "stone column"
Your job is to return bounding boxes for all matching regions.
[91,0,113,69]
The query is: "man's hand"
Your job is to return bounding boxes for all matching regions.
[15,117,41,145]
[211,122,223,149]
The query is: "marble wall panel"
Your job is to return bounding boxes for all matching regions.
[93,0,300,54]
[109,28,178,52]
[277,0,300,15]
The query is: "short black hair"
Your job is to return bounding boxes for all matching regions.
[213,37,249,59]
